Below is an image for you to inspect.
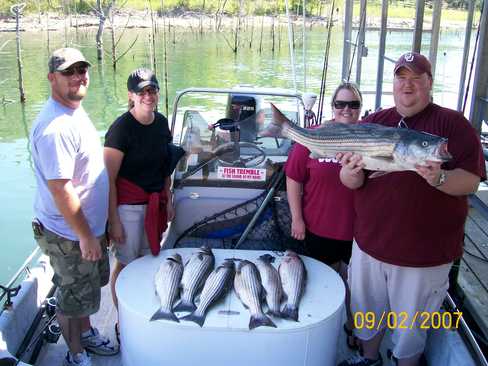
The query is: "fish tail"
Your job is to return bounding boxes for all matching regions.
[281,304,299,321]
[180,311,206,327]
[258,103,289,138]
[150,307,180,323]
[173,300,197,313]
[249,314,277,330]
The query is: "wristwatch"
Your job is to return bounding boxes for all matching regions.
[433,170,447,187]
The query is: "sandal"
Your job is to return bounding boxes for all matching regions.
[343,324,360,350]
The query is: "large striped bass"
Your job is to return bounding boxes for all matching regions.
[256,254,283,318]
[234,260,276,330]
[279,250,306,322]
[151,253,183,322]
[174,246,215,313]
[181,259,235,327]
[260,103,452,172]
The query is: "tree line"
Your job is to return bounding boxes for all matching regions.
[0,0,483,17]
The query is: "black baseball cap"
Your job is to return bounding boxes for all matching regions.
[127,68,160,93]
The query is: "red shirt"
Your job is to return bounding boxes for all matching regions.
[285,143,354,241]
[356,103,486,267]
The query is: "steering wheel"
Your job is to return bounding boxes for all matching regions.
[215,142,266,168]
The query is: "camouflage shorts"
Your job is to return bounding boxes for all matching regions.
[33,222,110,318]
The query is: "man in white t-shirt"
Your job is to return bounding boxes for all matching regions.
[30,48,118,366]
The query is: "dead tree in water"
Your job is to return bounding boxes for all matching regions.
[248,16,254,49]
[214,0,228,31]
[259,15,264,53]
[83,0,113,60]
[11,3,26,103]
[109,1,138,70]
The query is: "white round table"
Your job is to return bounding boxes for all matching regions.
[116,248,345,366]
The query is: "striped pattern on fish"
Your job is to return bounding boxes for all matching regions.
[279,250,306,322]
[234,260,276,330]
[261,103,452,173]
[181,259,235,327]
[151,253,183,322]
[175,246,215,312]
[256,254,283,318]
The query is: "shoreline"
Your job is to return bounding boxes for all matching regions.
[0,10,472,33]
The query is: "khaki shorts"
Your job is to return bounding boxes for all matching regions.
[34,222,110,318]
[348,242,451,359]
[111,204,151,265]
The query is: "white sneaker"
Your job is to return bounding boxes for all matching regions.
[63,350,91,366]
[81,327,119,356]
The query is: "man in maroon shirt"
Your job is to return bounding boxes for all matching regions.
[337,52,486,366]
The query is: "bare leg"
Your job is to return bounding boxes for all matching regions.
[110,260,126,309]
[81,316,91,333]
[362,329,385,360]
[397,353,422,366]
[56,311,83,354]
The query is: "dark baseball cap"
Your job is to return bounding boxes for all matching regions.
[394,52,432,77]
[127,68,160,93]
[48,48,91,73]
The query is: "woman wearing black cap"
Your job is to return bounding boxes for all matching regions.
[104,68,175,329]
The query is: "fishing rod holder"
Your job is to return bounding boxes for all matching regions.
[0,284,21,310]
[44,323,61,344]
[45,297,56,317]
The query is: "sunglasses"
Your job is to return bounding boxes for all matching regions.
[333,100,361,110]
[136,88,159,97]
[59,65,88,77]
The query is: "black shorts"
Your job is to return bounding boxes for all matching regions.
[304,230,353,265]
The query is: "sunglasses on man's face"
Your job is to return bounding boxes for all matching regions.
[59,65,88,77]
[333,100,361,110]
[136,88,159,97]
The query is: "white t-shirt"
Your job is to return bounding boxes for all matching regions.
[30,97,109,240]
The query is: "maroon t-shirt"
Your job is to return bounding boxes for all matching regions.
[356,103,486,267]
[285,143,354,241]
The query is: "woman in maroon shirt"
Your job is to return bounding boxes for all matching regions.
[285,82,363,349]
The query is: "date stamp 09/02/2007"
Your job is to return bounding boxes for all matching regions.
[353,311,463,330]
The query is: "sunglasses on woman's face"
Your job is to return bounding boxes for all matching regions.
[136,88,159,97]
[59,65,88,77]
[333,100,361,109]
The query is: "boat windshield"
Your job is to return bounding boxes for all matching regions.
[171,90,303,188]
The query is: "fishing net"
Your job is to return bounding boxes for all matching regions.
[174,168,305,254]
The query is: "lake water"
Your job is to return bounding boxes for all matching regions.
[0,23,475,284]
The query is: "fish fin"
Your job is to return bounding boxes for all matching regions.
[150,308,180,323]
[281,304,299,321]
[173,300,197,313]
[249,314,277,330]
[369,171,391,178]
[180,311,206,327]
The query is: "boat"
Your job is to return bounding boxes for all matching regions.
[1,86,487,366]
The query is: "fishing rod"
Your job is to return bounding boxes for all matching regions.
[317,0,336,125]
[234,166,285,250]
